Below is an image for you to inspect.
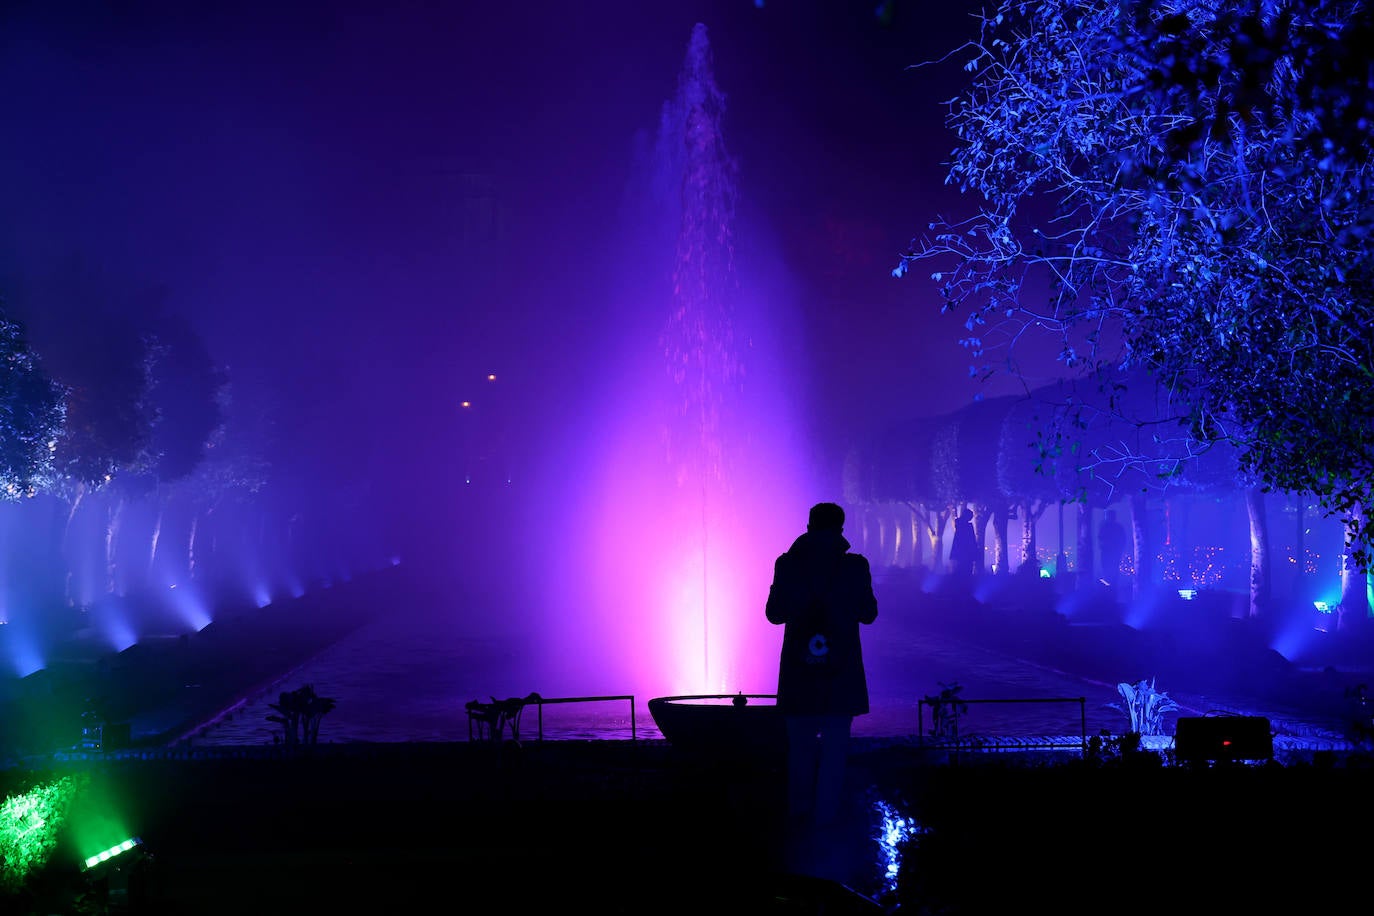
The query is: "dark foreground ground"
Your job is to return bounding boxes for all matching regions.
[6,738,1374,916]
[6,565,1374,915]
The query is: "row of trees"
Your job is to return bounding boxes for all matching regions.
[844,380,1368,624]
[0,275,273,616]
[886,1,1372,619]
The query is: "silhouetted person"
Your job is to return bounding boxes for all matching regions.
[1098,508,1127,589]
[948,507,979,579]
[766,502,878,838]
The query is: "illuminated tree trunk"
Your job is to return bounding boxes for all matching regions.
[187,512,200,580]
[905,505,922,568]
[147,504,163,582]
[1018,500,1046,572]
[1292,494,1306,600]
[971,506,988,574]
[990,506,1011,576]
[1129,492,1152,597]
[889,506,903,566]
[1054,501,1066,579]
[1245,487,1271,620]
[1340,503,1370,631]
[855,505,872,559]
[871,506,891,567]
[105,494,125,597]
[879,504,901,567]
[1076,506,1095,590]
[62,482,87,606]
[904,502,933,571]
[922,506,951,571]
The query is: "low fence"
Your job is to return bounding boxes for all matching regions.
[466,693,638,743]
[533,695,636,742]
[916,696,1088,756]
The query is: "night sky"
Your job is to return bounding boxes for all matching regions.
[2,1,993,547]
[1,1,1354,733]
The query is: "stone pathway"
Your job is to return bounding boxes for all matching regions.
[181,596,1362,756]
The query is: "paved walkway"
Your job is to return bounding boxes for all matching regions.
[6,564,1369,763]
[174,570,1368,759]
[7,567,1373,915]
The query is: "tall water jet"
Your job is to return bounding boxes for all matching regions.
[530,23,819,708]
[662,22,739,689]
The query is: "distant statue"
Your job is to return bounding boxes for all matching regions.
[765,502,878,835]
[1098,508,1128,589]
[948,507,979,579]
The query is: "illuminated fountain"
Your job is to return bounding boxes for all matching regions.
[529,23,819,719]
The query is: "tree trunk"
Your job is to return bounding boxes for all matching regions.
[972,506,988,574]
[1077,505,1095,589]
[1340,502,1370,631]
[904,505,921,568]
[854,504,872,563]
[922,506,951,570]
[1018,500,1047,572]
[188,512,200,580]
[904,502,929,570]
[105,493,125,597]
[991,507,1011,576]
[1129,491,1151,597]
[1054,501,1066,579]
[1245,487,1271,620]
[877,505,896,568]
[62,482,87,607]
[148,504,163,581]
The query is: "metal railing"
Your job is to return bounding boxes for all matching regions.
[533,694,636,742]
[465,693,638,743]
[916,696,1088,755]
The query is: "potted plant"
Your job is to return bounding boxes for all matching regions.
[267,684,337,748]
[923,681,968,740]
[1107,677,1179,761]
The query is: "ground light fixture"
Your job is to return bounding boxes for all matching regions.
[83,836,143,871]
[79,836,151,912]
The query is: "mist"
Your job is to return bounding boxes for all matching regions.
[1,2,989,692]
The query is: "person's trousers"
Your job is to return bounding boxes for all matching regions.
[783,714,853,825]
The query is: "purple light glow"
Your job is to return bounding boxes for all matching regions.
[526,24,821,704]
[542,379,815,700]
[95,605,137,654]
[168,584,213,633]
[9,635,44,679]
[1271,606,1325,663]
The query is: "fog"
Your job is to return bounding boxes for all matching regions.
[0,3,1016,696]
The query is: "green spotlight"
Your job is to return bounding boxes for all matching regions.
[83,836,142,871]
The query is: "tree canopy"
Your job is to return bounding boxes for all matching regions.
[0,310,65,496]
[896,0,1374,564]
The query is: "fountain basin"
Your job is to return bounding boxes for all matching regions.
[647,693,784,764]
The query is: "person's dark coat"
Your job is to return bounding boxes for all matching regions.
[765,529,878,717]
